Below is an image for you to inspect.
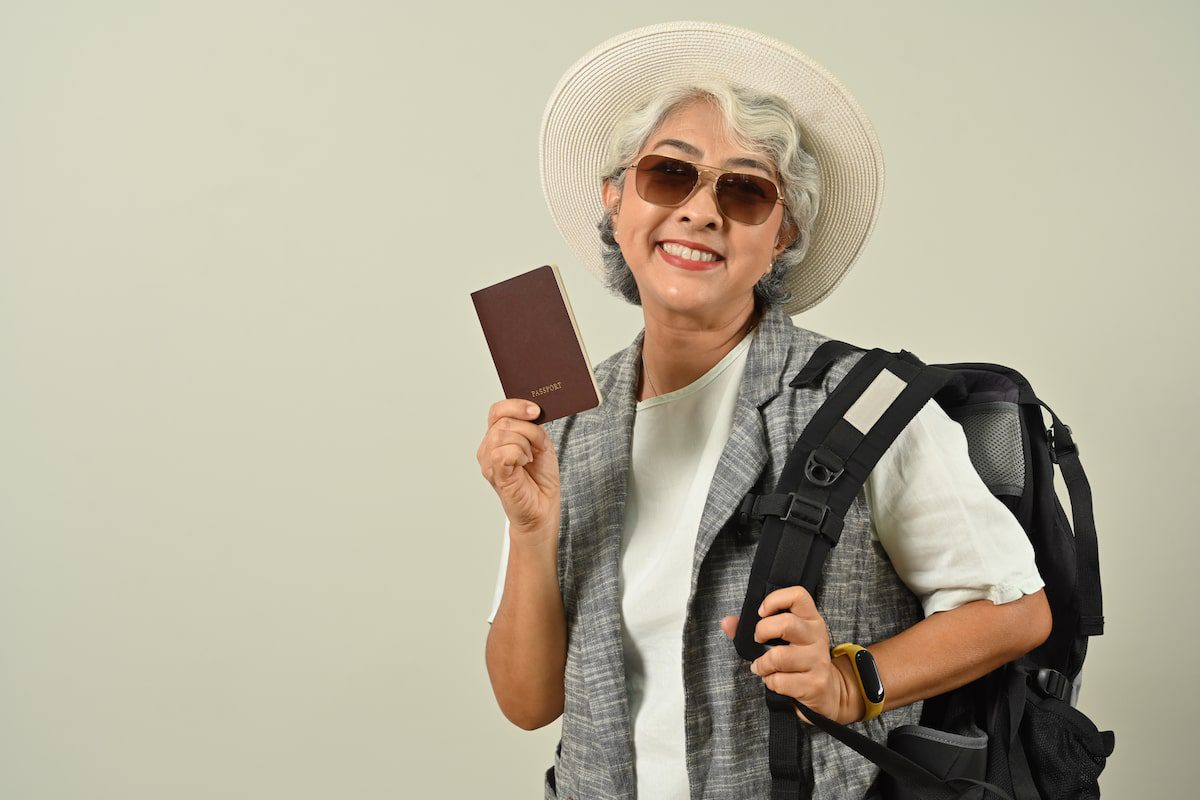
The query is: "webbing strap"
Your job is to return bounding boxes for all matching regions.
[999,667,1042,800]
[1060,449,1104,635]
[1040,400,1104,638]
[793,697,1015,800]
[767,687,812,800]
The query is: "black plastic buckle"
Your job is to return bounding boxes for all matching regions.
[804,446,844,487]
[737,493,758,528]
[735,494,762,545]
[1033,668,1070,702]
[780,492,841,543]
[1047,424,1078,464]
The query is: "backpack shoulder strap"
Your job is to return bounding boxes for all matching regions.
[737,340,988,799]
[788,339,867,388]
[736,341,956,659]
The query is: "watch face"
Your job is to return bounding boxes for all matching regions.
[854,650,885,705]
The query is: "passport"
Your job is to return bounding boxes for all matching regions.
[471,264,603,425]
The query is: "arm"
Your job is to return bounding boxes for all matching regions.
[829,397,1052,717]
[478,400,567,730]
[864,588,1051,715]
[724,586,1052,724]
[484,524,567,730]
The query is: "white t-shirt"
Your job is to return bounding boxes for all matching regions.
[486,326,1044,799]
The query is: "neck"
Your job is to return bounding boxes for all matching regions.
[638,300,761,402]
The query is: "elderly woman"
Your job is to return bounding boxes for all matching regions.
[479,21,1051,800]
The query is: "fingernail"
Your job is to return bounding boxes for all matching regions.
[750,662,759,675]
[758,606,765,616]
[527,404,538,416]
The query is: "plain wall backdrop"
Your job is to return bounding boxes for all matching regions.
[2,1,1196,797]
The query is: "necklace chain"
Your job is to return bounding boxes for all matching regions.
[642,355,660,399]
[641,312,757,401]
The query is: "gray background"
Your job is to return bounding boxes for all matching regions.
[2,1,1195,797]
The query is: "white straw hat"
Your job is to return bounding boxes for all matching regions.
[538,20,885,316]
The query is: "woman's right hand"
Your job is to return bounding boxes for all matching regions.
[477,399,561,546]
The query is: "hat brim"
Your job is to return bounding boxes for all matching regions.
[539,20,885,316]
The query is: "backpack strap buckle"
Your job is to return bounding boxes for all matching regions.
[780,491,843,545]
[738,492,764,529]
[737,491,844,545]
[1047,423,1079,463]
[736,493,763,544]
[1032,668,1081,705]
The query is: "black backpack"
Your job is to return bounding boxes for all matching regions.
[733,341,1115,800]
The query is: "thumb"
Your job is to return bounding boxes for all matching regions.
[720,615,739,640]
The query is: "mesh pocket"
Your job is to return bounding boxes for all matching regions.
[1020,692,1114,800]
[950,402,1026,496]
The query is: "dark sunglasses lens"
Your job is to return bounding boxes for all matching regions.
[716,174,778,224]
[634,154,779,225]
[635,155,699,205]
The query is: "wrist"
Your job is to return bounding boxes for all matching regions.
[832,643,886,722]
[508,522,560,551]
[832,652,867,724]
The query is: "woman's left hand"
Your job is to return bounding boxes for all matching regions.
[720,586,866,725]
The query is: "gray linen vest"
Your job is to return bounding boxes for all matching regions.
[540,302,925,800]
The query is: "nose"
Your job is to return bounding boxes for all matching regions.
[675,171,724,229]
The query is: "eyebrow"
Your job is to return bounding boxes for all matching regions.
[650,138,775,177]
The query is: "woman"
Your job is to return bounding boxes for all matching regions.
[479,21,1051,800]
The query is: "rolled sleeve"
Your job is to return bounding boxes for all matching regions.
[864,398,1045,617]
[486,518,510,625]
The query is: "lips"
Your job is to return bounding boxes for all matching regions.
[658,239,724,258]
[657,242,723,270]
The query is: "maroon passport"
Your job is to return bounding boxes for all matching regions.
[471,264,603,425]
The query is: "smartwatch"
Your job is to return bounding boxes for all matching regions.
[832,643,885,722]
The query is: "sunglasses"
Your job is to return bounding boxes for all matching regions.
[622,153,786,225]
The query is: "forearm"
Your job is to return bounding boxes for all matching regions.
[485,530,568,730]
[868,589,1052,714]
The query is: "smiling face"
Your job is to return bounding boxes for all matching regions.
[601,97,795,324]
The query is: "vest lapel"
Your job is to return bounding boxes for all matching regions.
[570,327,642,798]
[690,303,795,589]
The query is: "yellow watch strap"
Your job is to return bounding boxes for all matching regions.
[832,643,884,722]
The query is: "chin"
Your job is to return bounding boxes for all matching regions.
[650,291,721,313]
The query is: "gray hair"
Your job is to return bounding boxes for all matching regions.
[596,78,822,312]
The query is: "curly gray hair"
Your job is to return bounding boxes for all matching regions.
[597,78,821,312]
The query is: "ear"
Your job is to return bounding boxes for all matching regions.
[602,178,622,240]
[774,218,799,254]
[601,178,621,216]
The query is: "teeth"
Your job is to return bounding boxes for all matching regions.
[661,242,720,262]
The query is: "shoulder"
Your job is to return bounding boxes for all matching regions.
[544,334,637,448]
[592,340,632,385]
